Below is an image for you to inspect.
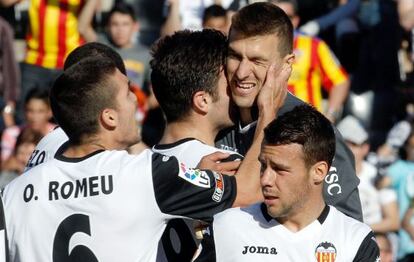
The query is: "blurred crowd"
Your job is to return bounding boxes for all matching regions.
[0,0,413,261]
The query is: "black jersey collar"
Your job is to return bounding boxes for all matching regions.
[153,137,198,150]
[54,141,105,163]
[260,203,330,224]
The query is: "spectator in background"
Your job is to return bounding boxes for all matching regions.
[402,197,414,242]
[202,4,229,35]
[160,0,235,36]
[1,88,54,162]
[78,1,152,145]
[0,127,42,189]
[384,128,414,261]
[79,2,151,94]
[397,0,414,32]
[337,116,400,233]
[0,16,20,132]
[0,0,84,124]
[337,115,400,260]
[270,0,349,123]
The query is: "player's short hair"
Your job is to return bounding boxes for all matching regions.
[64,42,126,75]
[108,2,136,22]
[230,2,293,57]
[150,29,227,123]
[50,57,118,145]
[202,4,227,25]
[264,104,336,168]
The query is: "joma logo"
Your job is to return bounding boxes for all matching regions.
[242,246,278,255]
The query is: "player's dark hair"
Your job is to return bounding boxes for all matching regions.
[150,29,227,123]
[24,87,49,107]
[64,42,126,75]
[264,104,336,168]
[230,2,293,57]
[202,4,227,25]
[108,2,136,22]
[50,57,118,145]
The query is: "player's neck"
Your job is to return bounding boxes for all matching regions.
[160,119,216,146]
[239,106,259,126]
[63,142,107,159]
[276,197,326,232]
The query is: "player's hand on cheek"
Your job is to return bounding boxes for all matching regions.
[257,62,291,116]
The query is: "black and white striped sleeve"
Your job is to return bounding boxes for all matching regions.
[151,153,237,222]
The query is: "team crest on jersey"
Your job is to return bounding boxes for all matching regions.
[179,163,211,188]
[212,171,224,202]
[315,242,337,262]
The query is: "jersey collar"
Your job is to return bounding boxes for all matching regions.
[55,141,106,163]
[260,203,330,225]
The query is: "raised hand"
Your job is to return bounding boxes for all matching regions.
[257,62,292,117]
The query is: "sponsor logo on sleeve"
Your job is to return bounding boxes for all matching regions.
[178,163,211,188]
[212,171,224,202]
[315,242,337,262]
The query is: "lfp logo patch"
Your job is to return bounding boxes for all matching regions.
[179,163,211,188]
[315,242,337,262]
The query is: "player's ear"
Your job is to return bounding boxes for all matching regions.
[192,90,210,115]
[311,161,328,184]
[100,108,117,130]
[283,53,295,66]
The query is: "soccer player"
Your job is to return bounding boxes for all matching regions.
[215,2,363,221]
[3,55,271,261]
[195,104,379,261]
[150,29,289,261]
[25,42,129,171]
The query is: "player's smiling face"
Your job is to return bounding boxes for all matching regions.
[259,143,312,219]
[226,32,283,110]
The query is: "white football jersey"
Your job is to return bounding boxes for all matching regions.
[25,127,68,172]
[4,148,236,262]
[152,138,242,262]
[195,204,380,262]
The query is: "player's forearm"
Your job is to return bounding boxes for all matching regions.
[232,108,276,207]
[326,80,349,122]
[402,207,414,240]
[160,0,181,37]
[370,201,400,233]
[78,0,99,42]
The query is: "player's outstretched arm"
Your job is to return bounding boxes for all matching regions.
[232,63,291,207]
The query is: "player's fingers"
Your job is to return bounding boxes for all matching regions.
[215,160,241,174]
[201,151,231,162]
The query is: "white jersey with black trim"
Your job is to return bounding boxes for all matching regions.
[152,138,243,262]
[3,148,236,262]
[25,127,68,172]
[195,204,380,262]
